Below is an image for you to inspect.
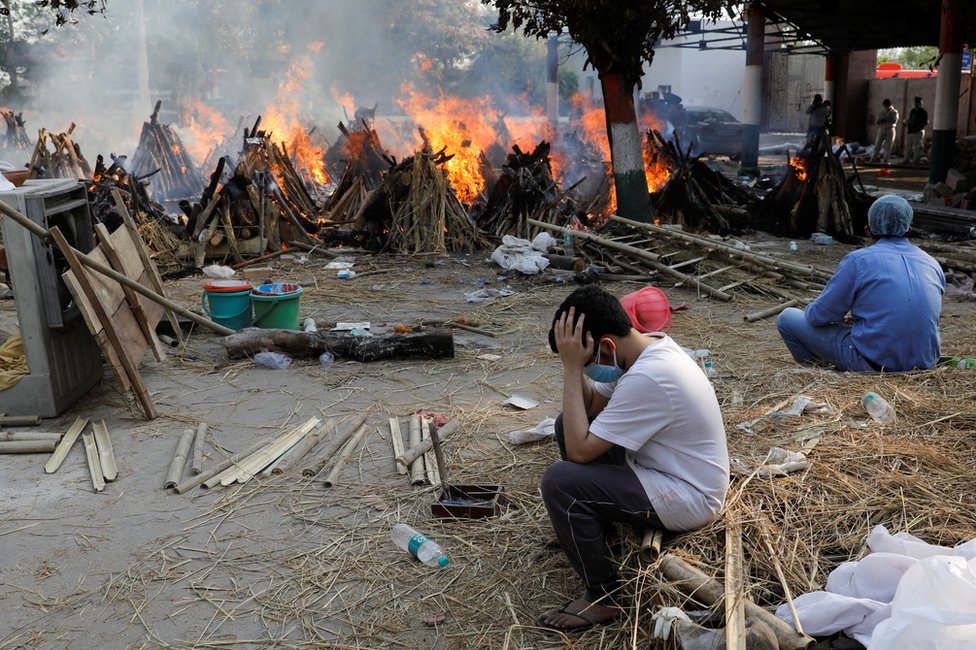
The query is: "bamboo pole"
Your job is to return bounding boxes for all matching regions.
[0,432,62,442]
[428,422,450,489]
[45,417,88,473]
[174,436,274,494]
[322,423,372,488]
[725,521,747,650]
[527,218,733,301]
[762,529,805,637]
[422,419,440,488]
[659,554,816,650]
[0,440,56,454]
[190,423,206,475]
[0,415,41,426]
[408,415,425,486]
[217,417,320,486]
[389,417,407,474]
[396,418,461,468]
[0,199,234,336]
[265,418,336,476]
[302,414,368,477]
[743,299,799,323]
[639,528,664,564]
[82,432,105,492]
[164,429,195,489]
[92,421,118,482]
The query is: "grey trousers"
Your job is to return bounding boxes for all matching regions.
[541,414,664,605]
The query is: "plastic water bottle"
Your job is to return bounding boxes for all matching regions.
[391,524,449,568]
[703,360,717,379]
[789,241,798,253]
[863,392,896,425]
[563,229,575,257]
[956,358,976,369]
[253,351,292,369]
[319,352,334,368]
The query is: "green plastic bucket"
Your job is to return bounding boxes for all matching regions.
[202,280,253,331]
[251,283,303,330]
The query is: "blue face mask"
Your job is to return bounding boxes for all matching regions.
[583,344,623,383]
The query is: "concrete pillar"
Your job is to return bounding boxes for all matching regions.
[824,54,836,105]
[739,3,764,175]
[929,0,962,184]
[546,36,559,132]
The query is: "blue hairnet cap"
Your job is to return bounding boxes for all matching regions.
[868,195,913,236]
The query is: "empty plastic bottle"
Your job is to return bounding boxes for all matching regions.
[863,392,896,425]
[788,241,798,253]
[253,351,292,369]
[319,352,334,368]
[391,524,449,568]
[703,360,717,379]
[956,358,976,369]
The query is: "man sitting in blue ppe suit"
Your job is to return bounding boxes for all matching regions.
[777,195,944,371]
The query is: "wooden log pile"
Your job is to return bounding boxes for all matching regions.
[649,130,752,233]
[352,146,483,254]
[88,154,168,229]
[475,141,560,240]
[1,108,32,155]
[322,121,390,225]
[751,137,871,239]
[130,101,205,201]
[27,124,92,179]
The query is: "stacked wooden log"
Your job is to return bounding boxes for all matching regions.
[27,124,92,179]
[649,130,752,233]
[353,146,483,254]
[322,121,390,225]
[130,101,205,201]
[476,141,560,240]
[1,108,32,155]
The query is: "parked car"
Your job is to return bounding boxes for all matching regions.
[676,107,743,157]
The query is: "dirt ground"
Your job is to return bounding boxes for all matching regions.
[1,169,975,648]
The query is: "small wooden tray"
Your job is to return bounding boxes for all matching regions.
[431,483,505,519]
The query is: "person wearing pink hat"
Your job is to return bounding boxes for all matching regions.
[536,285,729,634]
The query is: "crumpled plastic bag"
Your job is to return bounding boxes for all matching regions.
[489,235,550,275]
[651,606,691,640]
[531,232,555,252]
[203,264,236,279]
[755,447,809,478]
[772,395,832,417]
[508,417,555,445]
[253,351,292,369]
[464,287,514,304]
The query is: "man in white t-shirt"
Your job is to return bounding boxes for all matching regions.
[536,286,729,634]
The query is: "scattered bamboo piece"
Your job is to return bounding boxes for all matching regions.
[175,436,275,494]
[397,418,461,468]
[0,440,56,454]
[408,415,425,486]
[191,423,207,475]
[265,418,336,476]
[744,299,799,323]
[725,521,746,650]
[44,417,88,473]
[302,414,368,477]
[92,421,118,482]
[164,429,196,489]
[82,432,105,492]
[389,417,407,474]
[0,415,41,427]
[323,423,372,488]
[640,528,664,564]
[218,417,320,486]
[1,432,62,442]
[762,528,805,637]
[428,422,450,489]
[422,419,440,488]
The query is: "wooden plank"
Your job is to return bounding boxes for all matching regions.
[96,223,165,362]
[82,431,105,492]
[44,417,88,473]
[725,520,746,650]
[92,420,118,481]
[112,189,184,344]
[408,415,424,486]
[422,418,439,488]
[52,227,156,420]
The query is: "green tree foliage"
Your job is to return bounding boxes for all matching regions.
[878,46,939,70]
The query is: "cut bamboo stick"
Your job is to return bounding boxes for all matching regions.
[44,417,88,473]
[0,415,41,427]
[265,418,336,476]
[725,521,747,650]
[176,435,274,494]
[323,423,372,488]
[408,415,425,486]
[302,414,368,477]
[389,417,407,474]
[164,429,195,489]
[762,528,805,637]
[191,423,207,475]
[640,528,664,564]
[0,440,56,454]
[397,418,461,469]
[422,419,440,487]
[744,299,799,323]
[218,417,320,486]
[1,432,62,442]
[92,421,118,482]
[82,432,105,492]
[428,422,450,489]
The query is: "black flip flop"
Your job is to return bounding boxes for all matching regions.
[535,601,621,634]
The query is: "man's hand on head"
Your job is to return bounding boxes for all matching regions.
[554,307,594,372]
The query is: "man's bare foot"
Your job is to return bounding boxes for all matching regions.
[536,598,622,633]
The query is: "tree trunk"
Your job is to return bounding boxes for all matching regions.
[600,72,651,222]
[225,327,454,362]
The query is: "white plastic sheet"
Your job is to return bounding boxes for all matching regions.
[489,235,550,275]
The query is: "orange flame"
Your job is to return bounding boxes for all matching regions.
[791,156,808,182]
[180,99,233,166]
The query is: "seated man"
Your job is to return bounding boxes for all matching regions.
[537,286,729,633]
[777,195,944,371]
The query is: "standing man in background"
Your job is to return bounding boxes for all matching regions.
[869,98,899,165]
[805,94,830,145]
[904,96,928,165]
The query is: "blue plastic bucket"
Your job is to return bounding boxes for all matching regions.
[202,280,253,331]
[251,283,303,330]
